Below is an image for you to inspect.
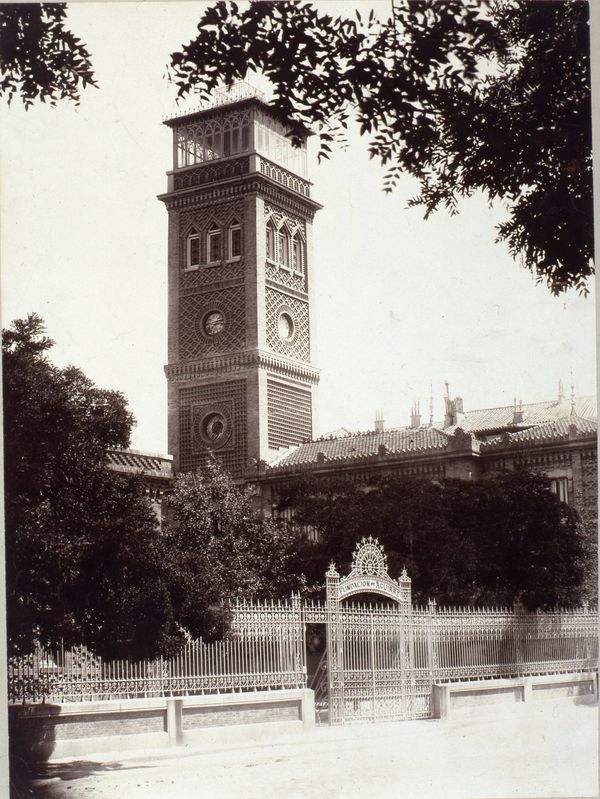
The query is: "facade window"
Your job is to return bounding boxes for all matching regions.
[266,222,276,262]
[228,221,242,260]
[186,232,200,269]
[293,235,304,274]
[550,477,569,504]
[278,229,290,268]
[207,223,222,264]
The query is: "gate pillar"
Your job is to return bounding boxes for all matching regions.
[325,562,343,725]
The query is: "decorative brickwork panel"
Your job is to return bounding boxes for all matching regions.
[179,287,245,361]
[264,202,306,233]
[268,380,312,449]
[174,156,250,190]
[573,450,597,530]
[180,380,247,474]
[182,263,245,294]
[265,288,310,361]
[265,259,306,294]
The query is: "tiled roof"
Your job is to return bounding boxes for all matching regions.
[266,397,597,473]
[268,427,449,470]
[107,448,172,477]
[445,396,596,433]
[481,416,597,450]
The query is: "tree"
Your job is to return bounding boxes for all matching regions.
[0,3,96,107]
[3,314,179,659]
[170,0,593,295]
[276,470,590,608]
[164,462,313,641]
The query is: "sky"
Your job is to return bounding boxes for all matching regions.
[0,1,596,455]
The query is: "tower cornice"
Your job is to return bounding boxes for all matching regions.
[158,172,322,218]
[165,349,320,385]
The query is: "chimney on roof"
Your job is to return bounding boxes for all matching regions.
[558,379,565,403]
[512,398,524,424]
[410,401,421,429]
[443,381,453,426]
[443,383,464,427]
[429,382,434,426]
[374,409,385,433]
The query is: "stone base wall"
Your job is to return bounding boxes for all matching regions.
[431,672,597,720]
[9,689,315,761]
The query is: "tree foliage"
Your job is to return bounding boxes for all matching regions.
[170,0,593,294]
[3,314,177,659]
[276,470,590,609]
[0,3,96,107]
[164,463,313,641]
[3,318,312,656]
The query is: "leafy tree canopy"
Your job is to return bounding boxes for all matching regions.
[164,462,313,640]
[276,470,591,609]
[0,3,96,107]
[3,314,177,659]
[170,0,593,294]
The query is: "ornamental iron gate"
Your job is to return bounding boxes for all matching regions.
[324,537,429,724]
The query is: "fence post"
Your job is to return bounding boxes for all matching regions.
[513,600,524,672]
[291,592,306,685]
[426,599,438,682]
[166,698,183,744]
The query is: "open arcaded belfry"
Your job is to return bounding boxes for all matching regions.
[158,83,321,476]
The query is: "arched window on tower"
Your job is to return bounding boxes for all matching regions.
[292,233,305,275]
[266,220,276,262]
[277,226,290,269]
[228,219,242,261]
[186,229,200,270]
[207,222,222,264]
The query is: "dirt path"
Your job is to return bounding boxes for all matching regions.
[24,702,598,799]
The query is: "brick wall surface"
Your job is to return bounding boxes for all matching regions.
[183,700,300,729]
[10,708,166,743]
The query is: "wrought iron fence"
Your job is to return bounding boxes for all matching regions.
[412,603,599,681]
[8,630,306,704]
[8,598,597,706]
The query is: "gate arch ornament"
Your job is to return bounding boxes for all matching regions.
[326,537,412,606]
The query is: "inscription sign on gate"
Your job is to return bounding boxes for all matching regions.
[338,575,409,602]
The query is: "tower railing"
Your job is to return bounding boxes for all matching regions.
[163,81,267,122]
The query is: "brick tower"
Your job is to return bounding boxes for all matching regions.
[159,84,321,476]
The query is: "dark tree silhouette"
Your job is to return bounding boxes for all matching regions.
[3,314,178,658]
[0,3,96,107]
[276,470,591,609]
[170,0,593,295]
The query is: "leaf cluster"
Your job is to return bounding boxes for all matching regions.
[170,0,593,294]
[0,3,97,107]
[164,462,313,641]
